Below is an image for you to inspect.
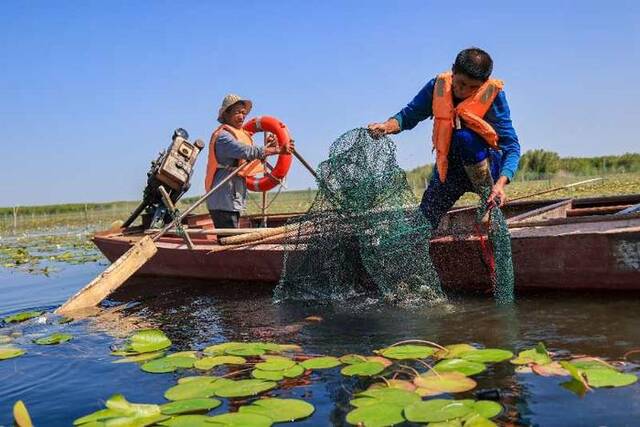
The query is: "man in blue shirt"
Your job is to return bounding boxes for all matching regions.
[368,48,520,229]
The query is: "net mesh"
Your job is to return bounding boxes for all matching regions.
[274,128,514,304]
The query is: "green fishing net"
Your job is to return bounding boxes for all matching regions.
[273,127,514,304]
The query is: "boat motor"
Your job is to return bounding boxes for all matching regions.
[123,128,205,229]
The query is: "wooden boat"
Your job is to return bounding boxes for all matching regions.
[93,194,640,292]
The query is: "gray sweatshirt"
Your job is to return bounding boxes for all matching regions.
[206,130,265,212]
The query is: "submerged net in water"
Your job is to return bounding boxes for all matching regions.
[274,127,514,304]
[274,128,444,305]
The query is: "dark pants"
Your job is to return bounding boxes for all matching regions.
[209,210,240,229]
[420,129,501,229]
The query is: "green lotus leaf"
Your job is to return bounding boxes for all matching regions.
[301,356,341,369]
[0,347,25,360]
[510,343,551,365]
[177,375,219,384]
[435,344,476,359]
[239,398,315,422]
[88,413,169,426]
[463,400,503,419]
[73,408,120,425]
[283,363,305,378]
[428,420,462,427]
[352,388,421,408]
[167,351,198,359]
[434,359,486,376]
[346,402,405,426]
[141,356,194,373]
[252,369,284,381]
[160,398,221,415]
[164,379,233,400]
[458,349,513,363]
[207,412,273,426]
[413,372,477,395]
[194,355,246,370]
[112,351,165,364]
[105,394,161,418]
[463,413,498,426]
[569,357,613,370]
[214,379,278,398]
[379,344,435,360]
[255,358,296,371]
[255,342,288,352]
[34,333,72,345]
[275,343,303,353]
[559,361,590,389]
[158,415,214,426]
[404,399,473,423]
[583,368,638,388]
[225,346,266,357]
[203,342,244,355]
[368,379,416,392]
[3,311,43,323]
[126,329,172,354]
[260,355,292,362]
[339,354,368,364]
[340,361,385,377]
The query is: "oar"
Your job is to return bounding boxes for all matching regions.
[449,177,604,214]
[56,162,250,316]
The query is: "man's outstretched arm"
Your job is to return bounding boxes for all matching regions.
[368,78,436,137]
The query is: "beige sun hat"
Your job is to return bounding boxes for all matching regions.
[217,93,253,123]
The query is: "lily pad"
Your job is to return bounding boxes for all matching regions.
[194,355,246,370]
[178,375,219,384]
[105,394,161,417]
[463,400,502,419]
[13,400,33,427]
[158,415,214,426]
[434,359,487,376]
[531,361,569,377]
[34,333,72,345]
[252,369,284,381]
[73,408,120,425]
[346,402,405,426]
[340,361,385,377]
[351,388,421,408]
[459,349,513,363]
[239,398,315,422]
[435,344,477,360]
[570,357,614,370]
[255,358,296,371]
[3,311,43,323]
[283,364,305,378]
[165,379,233,400]
[301,356,341,369]
[125,329,172,354]
[404,399,473,423]
[0,347,25,360]
[214,379,278,398]
[112,351,165,364]
[368,379,417,392]
[160,398,221,415]
[203,342,245,355]
[141,356,194,373]
[378,344,435,360]
[413,372,477,395]
[339,354,368,364]
[510,343,552,365]
[583,368,638,388]
[167,351,198,359]
[463,414,498,426]
[207,412,273,426]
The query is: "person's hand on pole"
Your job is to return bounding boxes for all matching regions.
[263,138,294,156]
[487,176,509,208]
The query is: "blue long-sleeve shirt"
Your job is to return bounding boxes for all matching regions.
[206,130,265,212]
[393,77,521,181]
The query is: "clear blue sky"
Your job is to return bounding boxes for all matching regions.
[1,0,638,206]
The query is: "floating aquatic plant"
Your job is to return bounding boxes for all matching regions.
[116,328,172,355]
[0,346,25,360]
[34,333,72,345]
[238,398,315,423]
[3,311,43,324]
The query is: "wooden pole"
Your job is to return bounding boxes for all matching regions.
[56,162,250,316]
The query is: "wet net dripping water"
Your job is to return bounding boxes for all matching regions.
[274,128,514,305]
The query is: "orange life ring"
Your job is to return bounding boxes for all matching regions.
[243,116,293,192]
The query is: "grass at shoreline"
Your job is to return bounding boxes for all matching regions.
[2,173,638,235]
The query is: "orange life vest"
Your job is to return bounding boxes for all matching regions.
[204,124,264,192]
[432,71,503,182]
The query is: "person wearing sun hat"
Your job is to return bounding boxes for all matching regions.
[204,94,293,229]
